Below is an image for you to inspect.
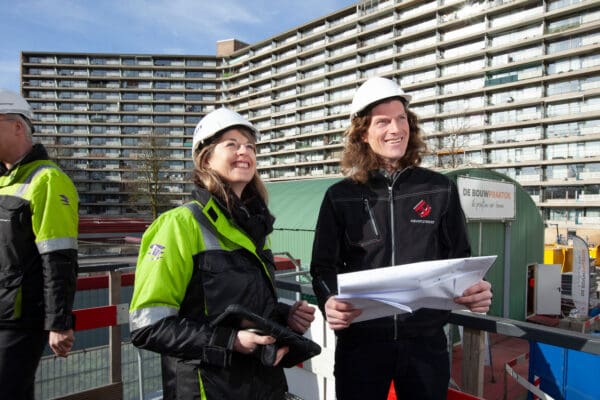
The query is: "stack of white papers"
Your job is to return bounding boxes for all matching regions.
[336,256,497,323]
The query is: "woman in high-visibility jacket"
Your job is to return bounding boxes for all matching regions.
[129,108,315,400]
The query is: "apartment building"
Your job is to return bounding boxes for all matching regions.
[21,54,217,215]
[21,0,600,230]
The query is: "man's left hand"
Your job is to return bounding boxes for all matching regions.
[454,280,492,313]
[287,300,316,333]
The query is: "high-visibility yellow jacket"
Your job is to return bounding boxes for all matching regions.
[0,144,79,330]
[130,188,289,400]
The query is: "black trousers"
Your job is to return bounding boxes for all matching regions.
[334,329,449,400]
[0,329,47,400]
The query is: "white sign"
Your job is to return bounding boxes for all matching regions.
[457,176,515,220]
[571,235,590,317]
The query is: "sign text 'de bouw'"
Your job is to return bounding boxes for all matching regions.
[457,176,515,221]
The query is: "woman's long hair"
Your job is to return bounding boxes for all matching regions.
[192,126,268,209]
[341,98,427,183]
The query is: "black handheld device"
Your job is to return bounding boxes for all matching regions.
[211,304,321,367]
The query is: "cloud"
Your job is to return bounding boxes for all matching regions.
[112,0,262,44]
[12,0,98,35]
[0,0,354,89]
[5,0,353,54]
[107,0,353,50]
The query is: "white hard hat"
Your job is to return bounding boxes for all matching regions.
[192,107,257,153]
[350,77,412,119]
[0,89,34,121]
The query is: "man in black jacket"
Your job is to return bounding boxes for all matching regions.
[310,77,492,400]
[0,90,79,399]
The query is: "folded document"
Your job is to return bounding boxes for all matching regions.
[336,256,497,323]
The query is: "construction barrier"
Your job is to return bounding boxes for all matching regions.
[558,310,600,334]
[503,352,554,400]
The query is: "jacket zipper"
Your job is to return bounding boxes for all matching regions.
[207,198,278,296]
[389,182,398,340]
[388,168,407,340]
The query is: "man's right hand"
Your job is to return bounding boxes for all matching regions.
[324,297,362,330]
[49,329,74,357]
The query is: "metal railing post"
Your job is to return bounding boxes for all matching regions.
[137,349,145,400]
[108,269,123,397]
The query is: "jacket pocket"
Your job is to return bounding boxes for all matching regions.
[198,251,271,319]
[0,272,23,320]
[0,195,35,267]
[175,359,203,400]
[344,198,381,247]
[0,195,31,230]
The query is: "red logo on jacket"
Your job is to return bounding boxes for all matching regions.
[413,200,432,218]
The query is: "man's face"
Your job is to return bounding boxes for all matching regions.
[0,114,20,164]
[362,99,410,169]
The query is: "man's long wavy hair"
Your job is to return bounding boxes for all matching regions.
[341,98,427,183]
[192,126,268,209]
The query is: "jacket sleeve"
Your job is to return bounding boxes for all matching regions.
[41,249,78,330]
[441,180,471,259]
[131,317,237,367]
[310,189,343,314]
[129,209,237,367]
[30,168,79,331]
[272,302,292,326]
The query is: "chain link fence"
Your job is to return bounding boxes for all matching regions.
[35,342,161,400]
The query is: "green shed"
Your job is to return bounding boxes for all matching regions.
[266,168,544,321]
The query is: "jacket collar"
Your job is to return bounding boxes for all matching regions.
[191,186,215,209]
[1,144,49,176]
[191,186,273,241]
[368,166,413,187]
[190,186,276,291]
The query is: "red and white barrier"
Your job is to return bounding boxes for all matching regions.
[503,352,554,400]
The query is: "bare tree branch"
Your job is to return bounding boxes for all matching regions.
[125,130,172,219]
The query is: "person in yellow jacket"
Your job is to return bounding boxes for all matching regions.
[0,89,79,400]
[130,108,316,400]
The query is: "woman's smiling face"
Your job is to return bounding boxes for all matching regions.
[207,128,256,197]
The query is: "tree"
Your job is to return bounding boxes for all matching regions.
[126,131,173,219]
[431,118,470,169]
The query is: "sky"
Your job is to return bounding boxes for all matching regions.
[1,0,356,92]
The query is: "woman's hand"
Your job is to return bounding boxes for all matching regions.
[273,345,289,366]
[233,330,290,366]
[454,280,493,313]
[233,330,276,354]
[287,300,316,333]
[324,296,362,330]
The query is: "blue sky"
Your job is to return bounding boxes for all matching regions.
[1,0,356,92]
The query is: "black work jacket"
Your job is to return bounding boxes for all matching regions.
[310,167,471,338]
